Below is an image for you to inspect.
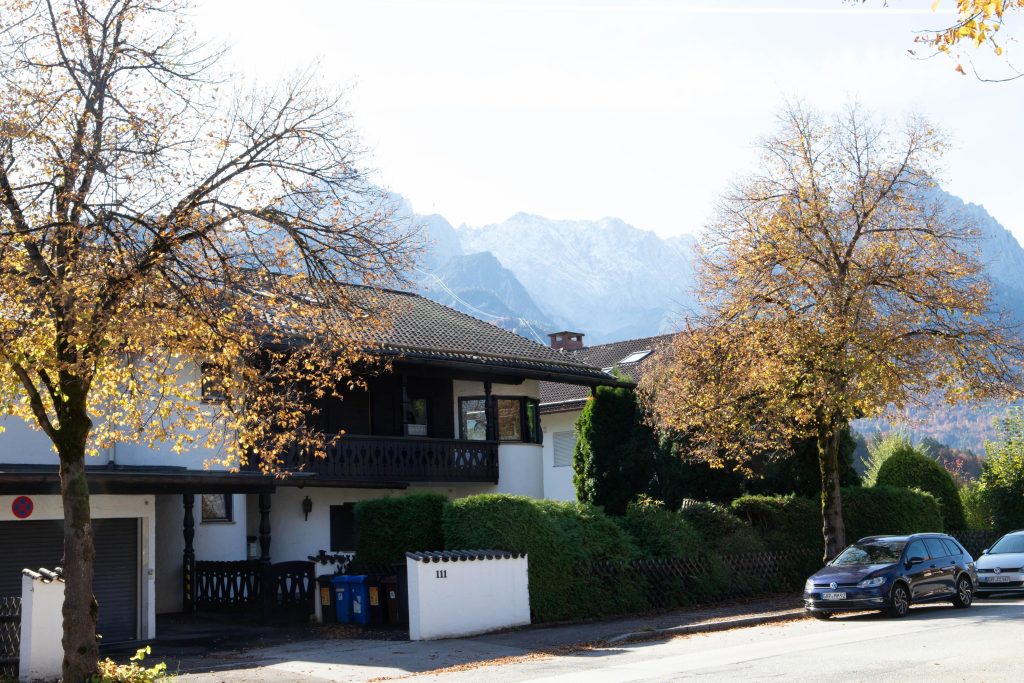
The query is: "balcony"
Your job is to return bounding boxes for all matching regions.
[244,435,500,484]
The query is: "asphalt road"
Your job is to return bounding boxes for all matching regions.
[177,597,1024,682]
[416,598,1024,683]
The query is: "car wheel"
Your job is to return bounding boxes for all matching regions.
[952,575,973,608]
[887,583,910,618]
[811,611,831,620]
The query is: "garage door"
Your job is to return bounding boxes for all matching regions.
[0,518,139,642]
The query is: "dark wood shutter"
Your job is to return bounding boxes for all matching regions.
[0,517,139,642]
[329,504,355,552]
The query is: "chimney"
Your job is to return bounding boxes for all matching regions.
[548,331,585,351]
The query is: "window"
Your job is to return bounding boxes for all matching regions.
[553,431,575,467]
[619,350,653,364]
[201,494,232,523]
[925,538,949,559]
[496,399,522,441]
[200,362,227,404]
[458,396,542,444]
[459,398,488,441]
[905,540,929,561]
[405,397,429,436]
[330,504,355,551]
[941,538,965,557]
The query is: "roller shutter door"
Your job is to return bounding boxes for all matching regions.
[0,518,139,642]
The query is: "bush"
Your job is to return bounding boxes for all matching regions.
[619,496,701,559]
[841,485,943,540]
[353,493,447,566]
[91,647,167,683]
[875,447,967,530]
[442,494,642,621]
[679,501,763,553]
[979,408,1024,533]
[730,494,821,549]
[961,481,993,531]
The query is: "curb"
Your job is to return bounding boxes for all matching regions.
[605,609,808,644]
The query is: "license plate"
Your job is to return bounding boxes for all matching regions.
[985,576,1011,583]
[822,592,847,600]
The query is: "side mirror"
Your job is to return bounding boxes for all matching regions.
[982,548,989,555]
[906,556,926,567]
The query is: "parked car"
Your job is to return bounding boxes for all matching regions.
[803,533,977,619]
[975,529,1024,597]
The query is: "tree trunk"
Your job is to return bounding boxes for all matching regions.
[57,412,98,682]
[818,421,847,562]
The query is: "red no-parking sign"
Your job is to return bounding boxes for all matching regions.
[11,495,33,519]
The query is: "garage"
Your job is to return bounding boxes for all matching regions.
[0,518,140,643]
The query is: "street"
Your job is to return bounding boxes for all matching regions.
[178,598,1024,682]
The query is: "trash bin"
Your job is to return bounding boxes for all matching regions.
[331,574,352,624]
[367,577,385,626]
[381,575,400,625]
[318,575,337,624]
[344,575,371,626]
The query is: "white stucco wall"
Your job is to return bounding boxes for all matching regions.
[19,572,65,683]
[0,494,156,639]
[407,554,530,640]
[540,410,580,502]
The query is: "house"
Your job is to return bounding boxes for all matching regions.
[539,331,674,501]
[0,288,618,644]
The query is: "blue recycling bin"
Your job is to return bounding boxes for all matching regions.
[332,575,370,625]
[345,575,371,626]
[331,575,353,623]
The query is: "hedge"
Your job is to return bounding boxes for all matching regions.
[875,448,967,531]
[442,494,644,621]
[679,501,764,553]
[841,485,943,541]
[619,497,701,559]
[353,493,447,566]
[732,487,943,549]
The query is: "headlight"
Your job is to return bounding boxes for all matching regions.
[804,578,815,592]
[857,576,887,588]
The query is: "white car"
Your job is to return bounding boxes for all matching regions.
[975,530,1024,597]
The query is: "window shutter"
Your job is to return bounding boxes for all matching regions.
[553,431,575,467]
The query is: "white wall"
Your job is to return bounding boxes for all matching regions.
[0,494,156,639]
[540,410,579,502]
[19,572,64,683]
[407,554,530,640]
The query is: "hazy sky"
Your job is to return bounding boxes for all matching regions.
[191,0,1023,240]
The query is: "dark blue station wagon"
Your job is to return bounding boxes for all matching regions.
[803,533,978,619]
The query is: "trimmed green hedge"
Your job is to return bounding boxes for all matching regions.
[731,494,821,549]
[680,501,764,553]
[842,485,943,540]
[619,497,701,559]
[876,448,966,530]
[353,493,447,566]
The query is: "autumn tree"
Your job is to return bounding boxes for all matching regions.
[643,102,1022,561]
[0,1,412,679]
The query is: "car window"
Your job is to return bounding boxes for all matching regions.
[940,539,964,557]
[905,540,930,561]
[989,534,1024,554]
[831,541,905,565]
[925,538,948,559]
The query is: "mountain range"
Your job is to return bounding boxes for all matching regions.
[399,188,1024,452]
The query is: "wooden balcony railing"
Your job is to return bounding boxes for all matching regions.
[244,435,500,484]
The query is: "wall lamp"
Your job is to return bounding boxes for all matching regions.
[302,496,313,521]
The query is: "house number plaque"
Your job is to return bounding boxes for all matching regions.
[435,569,447,579]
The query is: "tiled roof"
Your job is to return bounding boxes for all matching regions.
[538,333,675,413]
[406,550,526,562]
[365,287,617,385]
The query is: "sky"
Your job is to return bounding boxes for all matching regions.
[190,0,1024,240]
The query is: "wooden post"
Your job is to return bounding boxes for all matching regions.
[258,492,273,623]
[484,381,496,442]
[182,493,196,614]
[258,493,272,563]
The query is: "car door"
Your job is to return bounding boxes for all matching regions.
[903,540,935,599]
[924,537,956,596]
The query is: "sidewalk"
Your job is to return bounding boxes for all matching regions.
[170,595,806,683]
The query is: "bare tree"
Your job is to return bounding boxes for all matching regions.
[0,1,414,679]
